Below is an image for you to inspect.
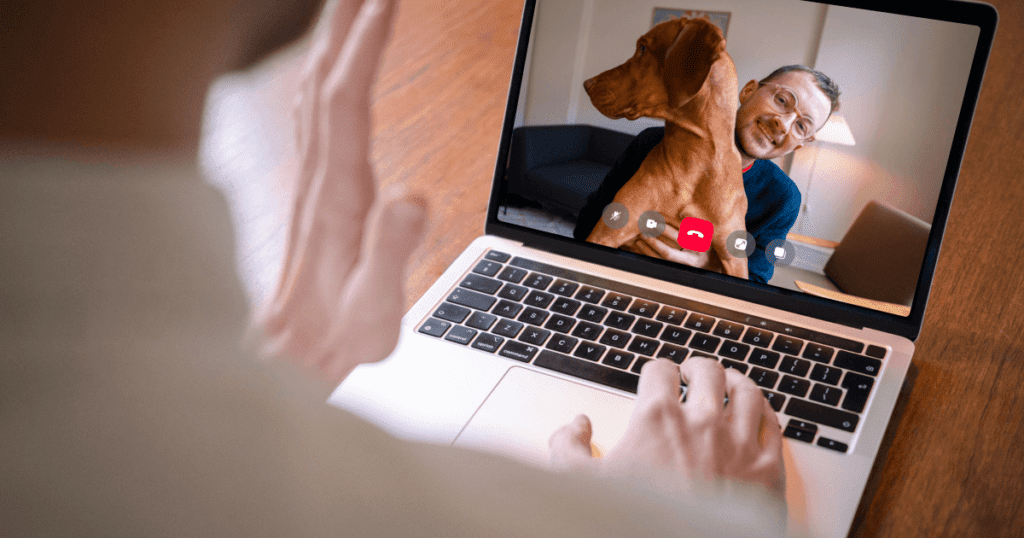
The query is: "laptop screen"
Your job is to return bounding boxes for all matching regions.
[491,0,992,328]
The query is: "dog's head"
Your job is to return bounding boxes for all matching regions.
[584,17,728,121]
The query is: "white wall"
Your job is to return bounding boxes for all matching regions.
[791,6,979,240]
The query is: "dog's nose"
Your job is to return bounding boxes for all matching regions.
[583,78,596,91]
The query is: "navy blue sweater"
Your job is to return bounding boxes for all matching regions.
[574,127,800,283]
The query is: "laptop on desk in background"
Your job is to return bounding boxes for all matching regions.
[330,1,996,536]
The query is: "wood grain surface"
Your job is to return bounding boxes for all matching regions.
[236,0,1024,535]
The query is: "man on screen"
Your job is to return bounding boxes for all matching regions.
[574,65,841,284]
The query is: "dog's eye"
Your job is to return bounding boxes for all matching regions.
[638,44,647,56]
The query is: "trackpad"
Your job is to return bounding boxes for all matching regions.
[453,367,635,466]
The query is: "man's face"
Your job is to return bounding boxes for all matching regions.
[734,71,832,161]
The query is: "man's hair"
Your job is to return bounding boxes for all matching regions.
[761,65,841,118]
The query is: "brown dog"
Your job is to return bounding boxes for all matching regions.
[583,17,748,279]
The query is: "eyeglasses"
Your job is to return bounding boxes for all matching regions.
[761,82,817,143]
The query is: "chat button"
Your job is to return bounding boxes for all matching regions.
[677,217,714,252]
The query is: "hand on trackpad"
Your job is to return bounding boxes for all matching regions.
[453,367,634,466]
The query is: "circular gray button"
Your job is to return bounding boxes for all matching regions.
[638,211,666,238]
[765,239,797,267]
[726,230,756,258]
[601,203,630,230]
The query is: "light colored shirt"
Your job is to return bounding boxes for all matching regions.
[0,145,786,537]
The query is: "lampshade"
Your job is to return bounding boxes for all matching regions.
[815,113,856,146]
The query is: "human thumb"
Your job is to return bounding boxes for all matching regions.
[549,414,596,469]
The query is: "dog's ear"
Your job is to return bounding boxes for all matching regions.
[663,18,726,108]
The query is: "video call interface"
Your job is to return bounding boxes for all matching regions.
[496,0,981,317]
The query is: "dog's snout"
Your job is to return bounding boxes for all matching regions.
[583,78,596,91]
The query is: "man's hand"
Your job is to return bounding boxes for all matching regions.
[549,358,785,497]
[256,0,427,385]
[631,219,723,272]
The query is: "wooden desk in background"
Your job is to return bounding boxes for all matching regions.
[224,1,1024,535]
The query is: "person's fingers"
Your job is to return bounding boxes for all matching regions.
[723,368,764,453]
[750,396,786,495]
[637,358,684,404]
[640,234,677,259]
[311,190,429,380]
[549,414,596,468]
[632,238,661,258]
[679,357,726,421]
[661,222,680,243]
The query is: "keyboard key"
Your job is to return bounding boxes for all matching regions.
[718,340,750,360]
[656,344,688,363]
[721,359,748,373]
[655,306,687,325]
[471,333,503,353]
[809,383,842,406]
[447,287,498,311]
[601,293,632,311]
[762,390,786,411]
[785,398,859,432]
[544,314,576,334]
[497,283,529,302]
[546,334,578,354]
[497,266,528,283]
[518,307,549,326]
[841,372,875,413]
[866,345,887,359]
[784,425,817,443]
[834,351,882,376]
[599,329,631,349]
[493,300,523,319]
[472,260,502,277]
[660,326,692,346]
[577,304,608,323]
[571,321,603,342]
[444,325,477,345]
[802,343,835,364]
[535,350,640,394]
[778,375,811,398]
[418,318,451,337]
[778,355,810,376]
[549,280,579,297]
[627,336,659,357]
[605,312,636,330]
[628,300,660,318]
[459,273,502,294]
[713,320,745,339]
[772,335,804,355]
[689,333,721,353]
[520,326,551,346]
[433,302,471,323]
[549,297,582,316]
[602,350,635,369]
[575,286,605,304]
[466,311,497,331]
[749,367,779,389]
[631,319,664,338]
[492,319,524,338]
[631,357,652,373]
[810,364,842,385]
[524,290,555,309]
[817,437,849,453]
[747,348,781,369]
[499,341,539,362]
[523,273,553,290]
[484,250,511,263]
[684,313,716,333]
[742,327,774,347]
[573,342,606,361]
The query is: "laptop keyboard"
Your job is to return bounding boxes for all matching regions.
[418,250,889,454]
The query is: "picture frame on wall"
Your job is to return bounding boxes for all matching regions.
[652,8,731,38]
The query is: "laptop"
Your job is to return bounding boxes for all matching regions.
[329,1,996,536]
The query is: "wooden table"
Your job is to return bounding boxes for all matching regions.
[229,1,1024,535]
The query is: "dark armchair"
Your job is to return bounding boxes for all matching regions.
[504,125,635,216]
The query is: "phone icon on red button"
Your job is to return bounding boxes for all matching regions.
[677,217,714,252]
